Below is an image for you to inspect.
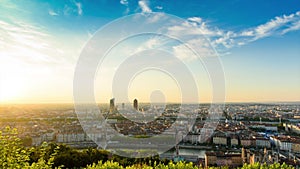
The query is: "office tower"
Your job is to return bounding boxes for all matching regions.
[133,99,138,110]
[110,98,115,112]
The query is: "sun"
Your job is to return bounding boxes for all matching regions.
[0,73,25,103]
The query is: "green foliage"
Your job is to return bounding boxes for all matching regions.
[29,142,61,169]
[240,162,294,169]
[155,161,197,169]
[86,161,197,169]
[0,126,30,168]
[86,161,123,169]
[49,144,109,168]
[208,166,229,169]
[0,126,59,169]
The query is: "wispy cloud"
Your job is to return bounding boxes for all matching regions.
[132,11,300,61]
[75,2,83,16]
[167,11,300,54]
[173,38,215,61]
[120,0,130,15]
[120,0,128,5]
[63,1,83,16]
[0,20,52,64]
[282,19,300,34]
[48,9,59,16]
[155,6,163,10]
[138,0,152,13]
[168,17,222,37]
[240,11,300,41]
[0,16,80,68]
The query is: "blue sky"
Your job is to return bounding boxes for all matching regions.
[0,0,299,103]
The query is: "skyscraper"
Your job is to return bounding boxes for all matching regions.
[110,98,115,113]
[133,99,138,110]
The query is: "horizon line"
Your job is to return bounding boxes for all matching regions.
[1,100,300,105]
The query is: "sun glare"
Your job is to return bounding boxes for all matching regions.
[0,72,25,103]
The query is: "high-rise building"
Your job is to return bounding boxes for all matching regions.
[133,99,138,110]
[110,98,115,112]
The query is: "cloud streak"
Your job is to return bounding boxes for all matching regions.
[0,17,77,68]
[120,0,130,14]
[63,1,83,16]
[134,11,300,61]
[240,11,300,41]
[75,2,83,15]
[138,0,152,13]
[168,11,300,53]
[48,9,59,16]
[120,0,128,5]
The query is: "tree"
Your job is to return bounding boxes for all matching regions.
[0,126,59,169]
[240,162,294,169]
[0,126,30,168]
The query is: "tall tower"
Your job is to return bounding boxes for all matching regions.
[241,147,246,164]
[133,99,138,110]
[110,98,115,113]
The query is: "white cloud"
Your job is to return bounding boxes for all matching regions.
[155,6,163,10]
[213,31,236,48]
[48,9,58,16]
[0,18,77,67]
[63,1,83,16]
[168,11,300,52]
[188,17,202,23]
[146,13,166,23]
[252,14,296,39]
[63,5,72,16]
[173,38,215,61]
[0,22,47,63]
[281,20,300,34]
[75,2,83,15]
[133,35,171,54]
[120,0,130,15]
[120,0,128,5]
[240,30,254,37]
[138,0,152,13]
[239,11,300,42]
[155,11,300,60]
[172,44,194,61]
[168,17,222,37]
[103,11,300,62]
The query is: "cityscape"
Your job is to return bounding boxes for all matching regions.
[1,0,300,168]
[1,101,300,167]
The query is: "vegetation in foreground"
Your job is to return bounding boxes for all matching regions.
[0,127,295,169]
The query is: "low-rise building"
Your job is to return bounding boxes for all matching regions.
[272,136,300,152]
[255,136,270,148]
[213,132,227,146]
[230,135,239,146]
[183,134,199,144]
[56,133,86,143]
[292,141,300,153]
[205,152,243,167]
[31,135,42,146]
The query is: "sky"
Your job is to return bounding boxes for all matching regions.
[0,0,300,104]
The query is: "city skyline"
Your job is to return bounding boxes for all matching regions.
[0,0,300,104]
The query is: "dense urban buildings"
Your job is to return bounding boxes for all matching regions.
[0,102,300,167]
